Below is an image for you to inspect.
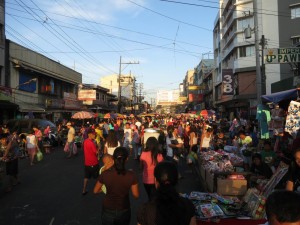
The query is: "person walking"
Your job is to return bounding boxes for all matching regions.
[26,130,38,166]
[140,137,164,201]
[66,122,75,158]
[104,130,120,156]
[82,128,99,195]
[93,147,139,225]
[137,161,196,225]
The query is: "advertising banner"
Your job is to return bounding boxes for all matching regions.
[78,90,96,101]
[222,69,234,95]
[188,93,203,102]
[265,48,300,64]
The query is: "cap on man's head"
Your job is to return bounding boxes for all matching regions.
[66,122,72,126]
[87,128,96,135]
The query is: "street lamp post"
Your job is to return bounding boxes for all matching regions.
[14,78,37,103]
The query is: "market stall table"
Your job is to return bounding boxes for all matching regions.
[197,218,267,225]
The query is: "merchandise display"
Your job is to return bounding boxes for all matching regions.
[182,191,266,222]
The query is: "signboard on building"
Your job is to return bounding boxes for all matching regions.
[265,48,300,64]
[188,84,206,90]
[222,69,234,95]
[64,92,81,110]
[0,85,12,101]
[78,90,96,101]
[188,94,203,102]
[45,99,64,109]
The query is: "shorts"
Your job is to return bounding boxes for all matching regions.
[84,164,100,179]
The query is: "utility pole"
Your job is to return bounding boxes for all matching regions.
[253,0,262,105]
[260,35,266,95]
[117,56,139,113]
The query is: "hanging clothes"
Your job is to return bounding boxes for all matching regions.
[285,101,300,139]
[269,104,285,136]
[256,104,271,139]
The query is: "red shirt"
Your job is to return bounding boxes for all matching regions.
[83,138,98,166]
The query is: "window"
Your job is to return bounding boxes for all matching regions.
[238,17,254,30]
[239,46,255,57]
[291,6,300,19]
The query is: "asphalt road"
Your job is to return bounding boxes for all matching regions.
[0,147,204,225]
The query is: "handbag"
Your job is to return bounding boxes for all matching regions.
[36,150,43,161]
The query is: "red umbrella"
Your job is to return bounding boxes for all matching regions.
[72,111,95,119]
[199,109,215,118]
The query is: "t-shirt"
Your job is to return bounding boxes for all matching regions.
[166,136,183,157]
[67,127,75,142]
[140,151,164,184]
[287,162,300,192]
[137,196,195,225]
[105,142,120,156]
[123,128,132,142]
[261,150,276,165]
[98,169,138,210]
[26,135,36,149]
[83,138,98,166]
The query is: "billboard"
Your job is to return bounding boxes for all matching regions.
[188,93,203,102]
[265,48,300,64]
[222,69,234,95]
[78,90,96,101]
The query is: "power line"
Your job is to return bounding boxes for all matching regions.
[6,3,210,49]
[126,0,212,31]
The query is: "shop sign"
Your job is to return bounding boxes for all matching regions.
[64,99,82,110]
[78,90,96,101]
[83,100,93,105]
[188,93,203,102]
[188,84,206,90]
[45,99,64,109]
[63,92,77,100]
[0,85,12,101]
[265,48,300,64]
[222,69,234,95]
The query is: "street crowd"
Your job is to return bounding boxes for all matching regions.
[0,113,300,225]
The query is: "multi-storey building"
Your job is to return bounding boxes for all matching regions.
[213,0,299,119]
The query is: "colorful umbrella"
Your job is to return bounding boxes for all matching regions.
[104,113,112,119]
[72,111,95,119]
[114,113,124,118]
[199,109,215,118]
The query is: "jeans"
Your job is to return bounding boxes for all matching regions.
[132,142,138,159]
[101,208,131,225]
[68,141,74,154]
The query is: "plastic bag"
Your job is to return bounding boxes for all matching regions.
[36,150,43,161]
[64,142,69,152]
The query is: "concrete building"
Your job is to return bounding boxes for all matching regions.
[100,74,136,113]
[213,0,297,119]
[194,59,214,111]
[7,40,82,122]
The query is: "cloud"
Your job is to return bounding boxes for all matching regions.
[40,0,147,23]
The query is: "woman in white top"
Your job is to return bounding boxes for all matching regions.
[26,131,38,166]
[104,130,120,156]
[200,127,213,151]
[189,125,198,153]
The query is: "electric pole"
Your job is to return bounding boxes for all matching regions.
[117,56,139,113]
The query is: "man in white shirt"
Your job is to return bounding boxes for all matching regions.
[123,122,132,154]
[66,122,75,158]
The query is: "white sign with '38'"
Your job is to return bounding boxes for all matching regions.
[222,69,234,95]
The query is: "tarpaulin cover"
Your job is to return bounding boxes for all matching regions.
[261,89,298,103]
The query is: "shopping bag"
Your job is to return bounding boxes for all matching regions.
[36,150,43,162]
[73,143,78,155]
[64,142,69,152]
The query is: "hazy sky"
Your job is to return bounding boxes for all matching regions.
[6,0,219,101]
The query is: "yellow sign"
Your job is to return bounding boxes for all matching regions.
[179,96,187,101]
[188,84,206,90]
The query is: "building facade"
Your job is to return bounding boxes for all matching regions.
[212,0,296,119]
[7,40,82,123]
